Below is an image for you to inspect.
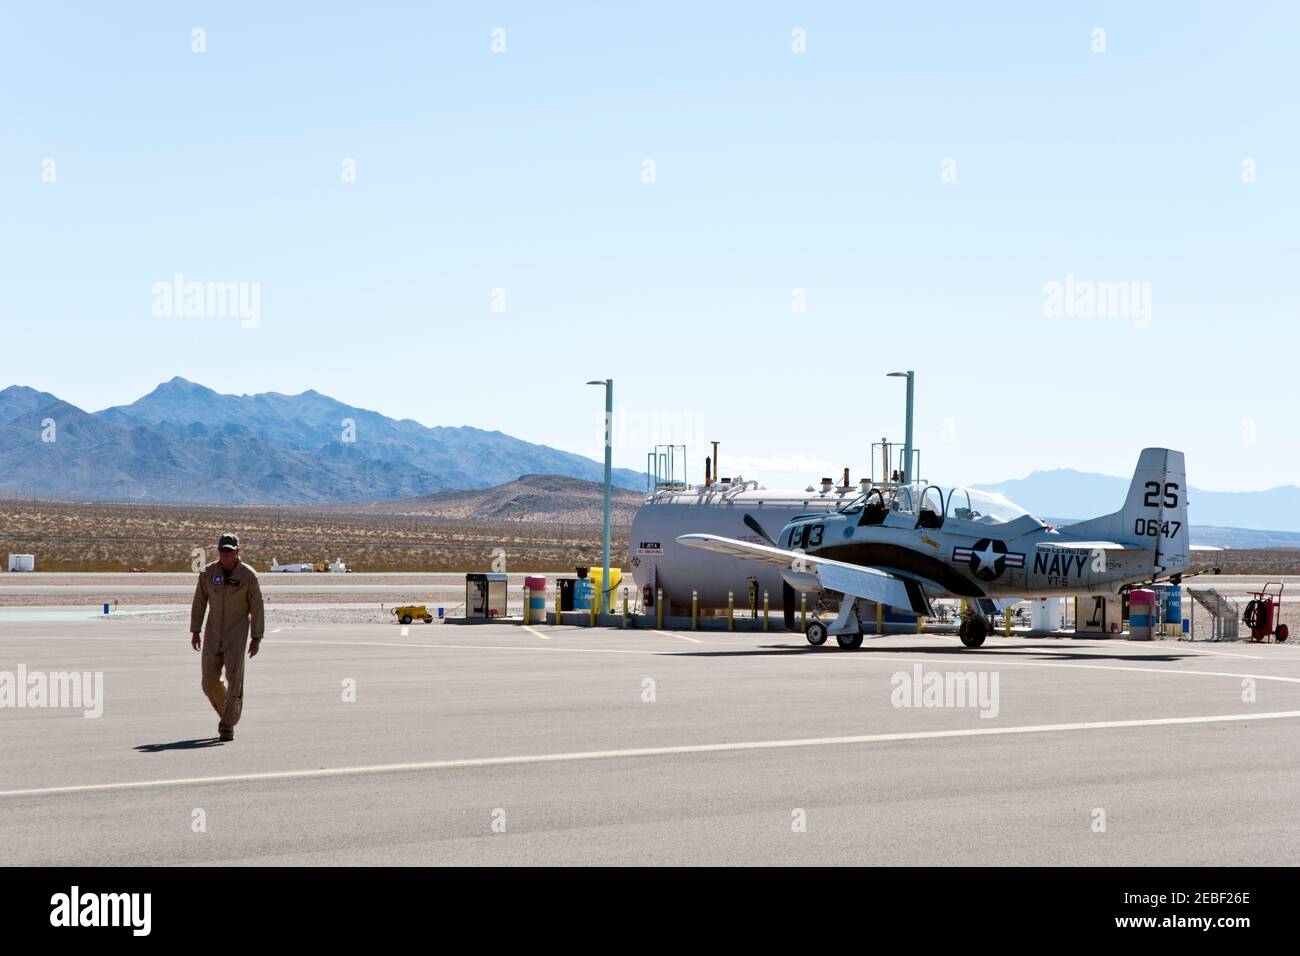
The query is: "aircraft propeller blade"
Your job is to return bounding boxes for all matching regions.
[743,513,777,546]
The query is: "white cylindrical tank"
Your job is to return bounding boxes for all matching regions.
[628,482,859,612]
[7,554,35,573]
[1030,597,1059,632]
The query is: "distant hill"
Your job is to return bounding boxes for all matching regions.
[325,474,643,525]
[0,378,645,504]
[1182,527,1300,550]
[1034,516,1300,550]
[974,468,1300,534]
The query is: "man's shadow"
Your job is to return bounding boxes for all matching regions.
[134,738,224,753]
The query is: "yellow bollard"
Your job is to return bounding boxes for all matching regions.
[622,587,628,619]
[589,585,596,627]
[691,589,699,631]
[554,586,561,626]
[656,588,663,629]
[727,590,734,632]
[917,615,926,634]
[523,588,530,626]
[763,590,769,632]
[875,602,883,635]
[1004,607,1012,637]
[800,593,807,631]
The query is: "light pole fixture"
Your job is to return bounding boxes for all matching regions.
[586,379,613,617]
[886,370,914,484]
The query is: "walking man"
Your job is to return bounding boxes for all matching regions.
[190,533,265,741]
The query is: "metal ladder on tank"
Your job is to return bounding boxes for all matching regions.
[1188,588,1242,641]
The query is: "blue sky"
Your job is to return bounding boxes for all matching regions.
[3,2,1296,494]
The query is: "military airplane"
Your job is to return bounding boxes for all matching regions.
[678,448,1212,648]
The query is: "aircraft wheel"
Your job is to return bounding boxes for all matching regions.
[806,621,828,646]
[836,631,864,649]
[959,617,988,648]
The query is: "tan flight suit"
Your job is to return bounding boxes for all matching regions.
[190,559,265,730]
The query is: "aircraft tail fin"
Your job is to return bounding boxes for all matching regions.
[1062,448,1190,574]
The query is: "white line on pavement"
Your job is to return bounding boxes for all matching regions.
[652,629,703,644]
[4,709,1299,799]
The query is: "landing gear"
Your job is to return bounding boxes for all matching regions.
[816,595,871,649]
[805,619,861,648]
[959,615,989,648]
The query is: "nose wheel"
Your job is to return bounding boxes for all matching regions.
[959,615,989,648]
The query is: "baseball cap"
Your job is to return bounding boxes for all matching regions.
[218,533,240,551]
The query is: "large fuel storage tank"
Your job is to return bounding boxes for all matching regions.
[628,479,861,612]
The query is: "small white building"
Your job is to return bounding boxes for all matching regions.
[7,554,35,572]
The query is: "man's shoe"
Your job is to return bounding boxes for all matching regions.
[218,723,234,742]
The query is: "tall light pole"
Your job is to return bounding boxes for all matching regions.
[886,370,914,484]
[586,379,613,616]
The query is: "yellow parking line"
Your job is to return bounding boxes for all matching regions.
[522,625,551,640]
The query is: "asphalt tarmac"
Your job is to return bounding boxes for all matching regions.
[2,614,1299,865]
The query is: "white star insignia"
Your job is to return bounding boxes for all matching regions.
[973,541,1001,573]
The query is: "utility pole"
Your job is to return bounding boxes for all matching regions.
[586,379,613,615]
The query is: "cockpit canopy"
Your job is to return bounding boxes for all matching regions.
[941,487,1038,525]
[838,484,1040,529]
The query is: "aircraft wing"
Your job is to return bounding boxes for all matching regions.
[676,534,933,615]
